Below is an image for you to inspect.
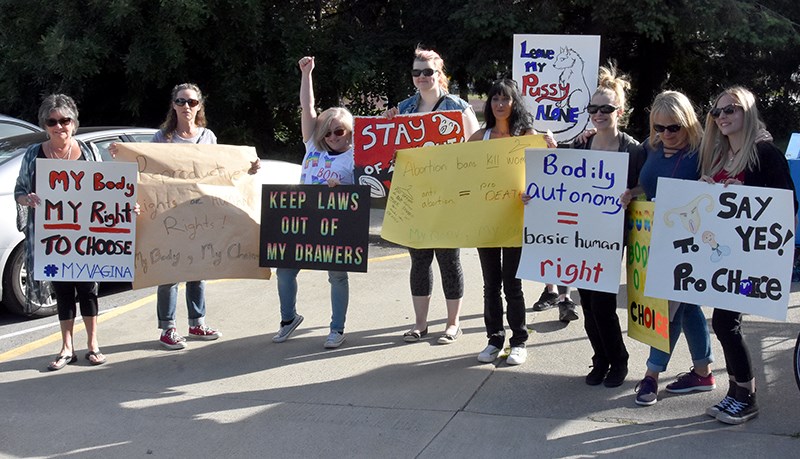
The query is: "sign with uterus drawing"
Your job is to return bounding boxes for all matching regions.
[645,178,795,321]
[512,34,600,143]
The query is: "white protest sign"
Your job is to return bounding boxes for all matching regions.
[517,148,628,293]
[34,159,138,281]
[512,34,600,143]
[645,178,794,321]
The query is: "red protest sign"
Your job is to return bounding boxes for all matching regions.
[353,111,464,200]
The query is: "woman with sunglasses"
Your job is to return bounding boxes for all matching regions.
[151,83,223,350]
[621,90,716,406]
[15,94,107,370]
[698,87,796,424]
[386,46,479,345]
[271,56,355,349]
[569,65,644,387]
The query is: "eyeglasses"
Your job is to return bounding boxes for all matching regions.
[710,103,741,118]
[45,117,72,127]
[586,104,618,114]
[654,124,682,133]
[325,128,347,138]
[174,98,200,107]
[411,68,437,77]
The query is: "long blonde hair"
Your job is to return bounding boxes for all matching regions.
[648,90,703,151]
[699,86,764,177]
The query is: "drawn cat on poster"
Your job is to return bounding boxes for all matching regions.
[550,47,591,140]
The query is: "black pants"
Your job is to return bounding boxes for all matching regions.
[712,308,753,382]
[408,248,463,299]
[478,247,528,348]
[53,281,99,321]
[578,288,628,369]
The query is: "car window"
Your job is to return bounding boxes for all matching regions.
[129,133,155,143]
[88,136,125,161]
[0,123,38,139]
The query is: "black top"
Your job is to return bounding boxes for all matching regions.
[745,141,798,214]
[568,131,645,190]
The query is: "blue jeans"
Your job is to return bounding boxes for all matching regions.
[277,268,349,333]
[157,281,206,330]
[646,303,713,373]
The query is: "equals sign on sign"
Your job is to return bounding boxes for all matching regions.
[459,190,470,197]
[557,211,578,225]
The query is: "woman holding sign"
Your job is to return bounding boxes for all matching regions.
[698,86,797,424]
[14,94,106,370]
[271,56,355,349]
[621,90,716,406]
[386,46,478,344]
[570,65,643,387]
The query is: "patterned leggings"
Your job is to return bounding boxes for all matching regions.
[408,248,463,299]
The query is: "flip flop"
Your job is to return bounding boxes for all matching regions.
[437,328,462,345]
[48,354,77,371]
[402,327,428,343]
[85,350,106,366]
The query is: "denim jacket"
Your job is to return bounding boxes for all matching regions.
[397,92,471,114]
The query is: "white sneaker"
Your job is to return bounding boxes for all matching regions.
[477,345,501,363]
[272,315,304,343]
[324,331,345,349]
[506,346,527,365]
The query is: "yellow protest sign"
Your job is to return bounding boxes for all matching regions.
[626,201,670,353]
[382,135,547,248]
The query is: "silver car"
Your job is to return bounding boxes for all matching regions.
[0,114,44,139]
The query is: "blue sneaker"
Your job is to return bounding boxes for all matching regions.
[635,376,658,406]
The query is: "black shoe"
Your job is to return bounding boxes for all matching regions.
[558,299,579,322]
[716,385,758,425]
[603,365,629,387]
[585,364,609,386]
[532,288,558,311]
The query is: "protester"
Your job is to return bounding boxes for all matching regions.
[386,46,479,344]
[571,64,644,386]
[698,86,797,424]
[151,83,223,349]
[620,90,715,405]
[15,94,106,370]
[469,79,541,365]
[272,56,355,349]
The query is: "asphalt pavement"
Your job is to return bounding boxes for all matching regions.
[1,209,799,458]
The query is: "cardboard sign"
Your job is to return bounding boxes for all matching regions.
[115,143,271,288]
[626,201,670,352]
[381,135,547,248]
[646,178,794,321]
[354,111,464,200]
[512,34,600,143]
[259,185,370,272]
[34,159,138,281]
[516,148,628,293]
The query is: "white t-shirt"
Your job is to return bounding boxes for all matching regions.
[299,140,355,185]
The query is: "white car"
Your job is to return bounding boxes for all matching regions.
[0,128,301,317]
[0,114,44,139]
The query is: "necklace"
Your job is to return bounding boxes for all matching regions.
[47,141,73,160]
[728,148,740,163]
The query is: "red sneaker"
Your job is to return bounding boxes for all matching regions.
[188,325,221,341]
[160,328,186,350]
[665,368,716,393]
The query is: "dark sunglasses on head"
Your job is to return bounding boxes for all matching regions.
[654,124,682,133]
[586,104,618,114]
[710,103,740,118]
[45,117,72,127]
[174,98,200,107]
[411,68,437,77]
[325,128,347,138]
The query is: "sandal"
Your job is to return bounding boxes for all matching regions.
[85,350,106,366]
[437,328,462,345]
[48,354,77,371]
[402,327,428,343]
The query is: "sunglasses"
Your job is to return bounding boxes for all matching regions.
[586,104,618,114]
[174,98,200,107]
[710,103,741,118]
[411,68,437,77]
[654,124,682,133]
[45,117,72,127]
[325,128,347,138]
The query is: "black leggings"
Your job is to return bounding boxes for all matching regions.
[408,248,463,299]
[712,308,753,382]
[53,281,99,321]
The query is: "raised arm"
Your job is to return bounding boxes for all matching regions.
[299,56,317,143]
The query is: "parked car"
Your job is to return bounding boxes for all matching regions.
[0,114,43,139]
[0,129,301,317]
